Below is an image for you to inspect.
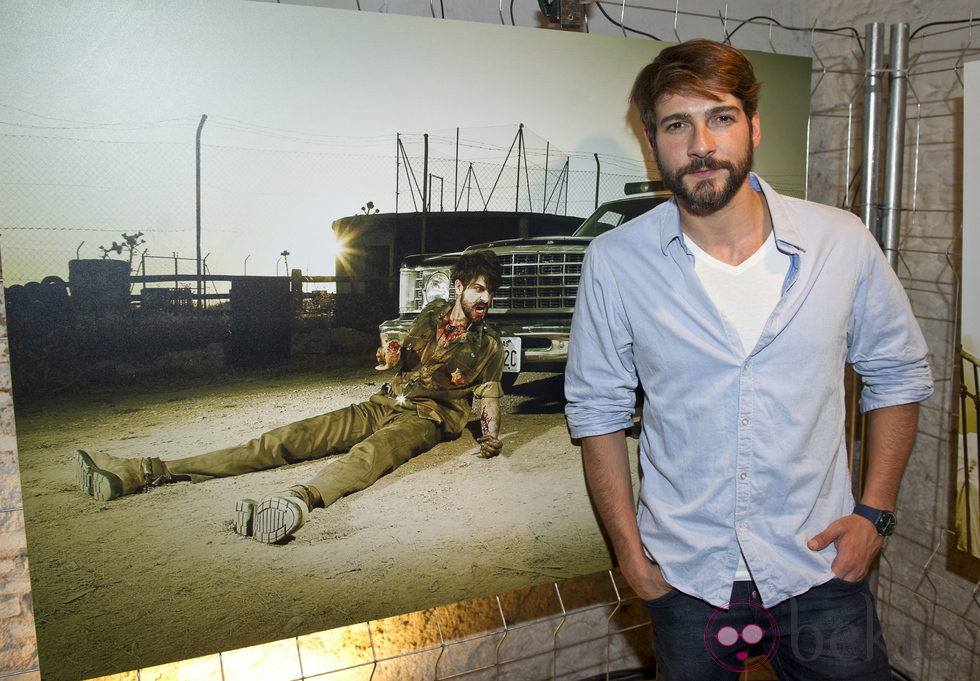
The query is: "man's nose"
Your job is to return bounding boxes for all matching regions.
[689,123,715,158]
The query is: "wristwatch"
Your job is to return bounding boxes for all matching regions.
[853,503,897,536]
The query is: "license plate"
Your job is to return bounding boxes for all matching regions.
[501,336,521,373]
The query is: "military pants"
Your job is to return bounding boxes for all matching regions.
[168,395,441,507]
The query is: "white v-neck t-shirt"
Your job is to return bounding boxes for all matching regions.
[687,229,788,581]
[686,230,786,356]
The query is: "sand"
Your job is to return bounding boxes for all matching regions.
[14,362,625,680]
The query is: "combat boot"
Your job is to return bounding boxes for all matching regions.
[235,485,321,544]
[72,449,188,501]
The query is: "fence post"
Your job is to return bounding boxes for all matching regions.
[422,133,429,253]
[515,124,524,212]
[455,127,460,212]
[195,113,207,309]
[594,153,601,209]
[543,141,549,213]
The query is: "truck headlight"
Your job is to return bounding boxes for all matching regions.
[423,271,450,304]
[398,268,419,313]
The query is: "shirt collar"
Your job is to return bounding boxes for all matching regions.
[657,172,807,256]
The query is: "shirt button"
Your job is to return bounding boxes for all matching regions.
[739,472,747,480]
[742,362,749,372]
[740,418,749,426]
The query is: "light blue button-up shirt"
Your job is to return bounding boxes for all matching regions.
[564,174,933,608]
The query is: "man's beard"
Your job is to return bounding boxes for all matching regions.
[460,298,488,324]
[655,141,753,216]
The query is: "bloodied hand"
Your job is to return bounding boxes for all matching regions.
[375,341,401,370]
[477,435,503,458]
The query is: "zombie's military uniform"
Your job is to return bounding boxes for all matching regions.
[73,299,504,510]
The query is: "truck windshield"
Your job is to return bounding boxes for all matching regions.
[573,196,669,237]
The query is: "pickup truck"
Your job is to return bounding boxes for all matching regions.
[378,184,672,385]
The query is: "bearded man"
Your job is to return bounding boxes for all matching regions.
[73,250,505,544]
[565,40,933,680]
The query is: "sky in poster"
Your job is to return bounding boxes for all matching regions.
[0,1,809,285]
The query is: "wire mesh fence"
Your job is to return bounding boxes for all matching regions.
[0,120,651,289]
[394,126,651,218]
[801,15,980,681]
[0,131,196,285]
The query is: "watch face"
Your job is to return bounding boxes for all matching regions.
[876,511,897,536]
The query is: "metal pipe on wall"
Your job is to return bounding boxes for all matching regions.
[851,23,884,497]
[881,22,910,270]
[859,23,884,233]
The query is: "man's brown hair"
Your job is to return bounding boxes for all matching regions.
[452,250,502,294]
[630,39,761,137]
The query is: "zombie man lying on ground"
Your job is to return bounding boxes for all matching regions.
[72,250,505,544]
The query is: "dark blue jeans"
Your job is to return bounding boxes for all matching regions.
[642,578,891,681]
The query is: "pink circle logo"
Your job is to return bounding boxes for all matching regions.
[702,600,779,672]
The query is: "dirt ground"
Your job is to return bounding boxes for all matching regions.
[14,357,630,681]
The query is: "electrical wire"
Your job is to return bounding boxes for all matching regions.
[724,15,863,52]
[910,17,980,40]
[0,103,195,130]
[511,0,516,26]
[594,1,660,40]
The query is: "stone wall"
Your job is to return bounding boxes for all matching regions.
[0,255,40,679]
[805,1,980,678]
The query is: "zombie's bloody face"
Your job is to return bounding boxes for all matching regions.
[454,274,493,324]
[648,91,760,216]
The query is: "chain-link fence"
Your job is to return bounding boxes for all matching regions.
[1,130,196,285]
[395,125,651,218]
[1,119,650,289]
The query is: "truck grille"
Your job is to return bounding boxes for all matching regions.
[494,252,583,311]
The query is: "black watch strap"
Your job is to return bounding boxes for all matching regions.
[853,503,897,536]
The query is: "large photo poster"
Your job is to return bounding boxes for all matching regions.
[957,59,979,559]
[1,2,811,678]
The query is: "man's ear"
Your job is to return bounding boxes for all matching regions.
[750,110,762,149]
[453,279,463,296]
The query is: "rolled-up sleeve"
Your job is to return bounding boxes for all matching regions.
[472,332,505,400]
[474,380,503,399]
[847,228,934,412]
[564,243,639,439]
